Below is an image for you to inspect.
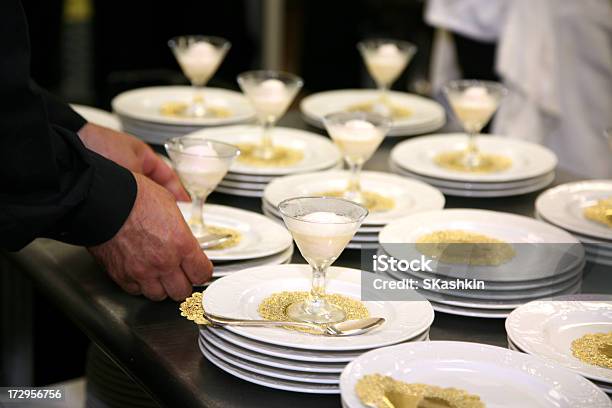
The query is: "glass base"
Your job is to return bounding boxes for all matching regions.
[342,189,366,206]
[189,220,208,239]
[462,151,482,169]
[286,299,346,324]
[252,145,277,161]
[186,103,209,118]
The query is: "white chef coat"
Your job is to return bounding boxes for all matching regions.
[426,0,612,178]
[494,0,612,178]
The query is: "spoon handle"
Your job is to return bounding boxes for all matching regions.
[204,313,325,333]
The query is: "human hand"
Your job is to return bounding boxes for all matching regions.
[88,173,212,301]
[78,123,189,201]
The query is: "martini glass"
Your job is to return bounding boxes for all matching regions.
[443,80,507,169]
[237,70,303,161]
[168,35,231,117]
[279,197,368,324]
[357,39,417,108]
[165,137,239,241]
[323,111,391,205]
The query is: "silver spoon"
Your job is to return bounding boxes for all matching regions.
[197,233,231,249]
[203,311,385,336]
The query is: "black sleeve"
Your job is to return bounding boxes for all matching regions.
[33,82,87,133]
[0,0,137,251]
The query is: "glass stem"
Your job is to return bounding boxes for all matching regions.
[308,264,328,310]
[192,84,207,117]
[189,194,208,237]
[255,120,275,160]
[346,160,364,203]
[465,130,481,168]
[379,83,390,106]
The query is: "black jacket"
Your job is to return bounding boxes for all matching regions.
[0,0,137,250]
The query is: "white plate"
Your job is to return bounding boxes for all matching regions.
[263,170,445,226]
[200,338,340,384]
[390,160,556,190]
[200,329,346,372]
[184,125,342,176]
[389,161,555,197]
[178,202,292,261]
[224,172,276,183]
[425,174,554,198]
[202,264,435,351]
[201,326,430,363]
[112,86,255,126]
[300,89,446,137]
[382,264,584,300]
[430,300,514,318]
[586,253,612,266]
[198,338,340,394]
[507,337,612,394]
[536,181,612,241]
[71,104,121,131]
[390,134,558,182]
[416,276,582,310]
[379,209,584,282]
[340,341,611,408]
[213,245,294,277]
[377,248,586,291]
[215,185,264,197]
[121,124,190,145]
[218,179,267,191]
[506,294,612,384]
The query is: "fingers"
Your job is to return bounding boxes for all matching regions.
[160,268,193,301]
[181,245,213,286]
[139,279,168,301]
[141,149,190,201]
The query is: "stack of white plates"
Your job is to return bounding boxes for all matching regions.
[300,89,446,136]
[71,104,122,131]
[536,181,612,267]
[183,125,343,197]
[177,203,294,279]
[340,341,611,407]
[261,170,445,249]
[378,209,586,318]
[389,134,558,197]
[111,86,256,144]
[198,264,435,393]
[506,294,612,395]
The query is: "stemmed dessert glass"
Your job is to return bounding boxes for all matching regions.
[357,39,417,107]
[279,197,368,324]
[168,35,231,117]
[165,137,239,242]
[443,80,507,169]
[237,70,303,160]
[323,111,391,205]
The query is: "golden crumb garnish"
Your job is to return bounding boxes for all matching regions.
[347,101,412,119]
[355,374,485,408]
[234,143,304,167]
[434,151,512,173]
[583,198,612,228]
[206,225,241,250]
[179,292,209,325]
[159,101,232,118]
[317,190,395,213]
[258,291,369,335]
[416,230,515,266]
[571,332,612,369]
